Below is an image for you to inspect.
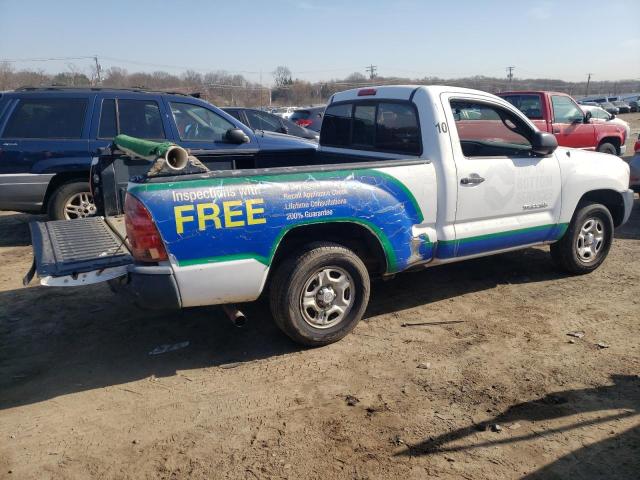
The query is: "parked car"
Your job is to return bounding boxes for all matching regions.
[580,105,631,139]
[628,100,639,113]
[223,107,319,141]
[290,106,325,132]
[629,134,640,192]
[26,85,633,346]
[578,100,599,106]
[499,91,627,155]
[611,100,631,114]
[598,101,620,115]
[0,87,317,220]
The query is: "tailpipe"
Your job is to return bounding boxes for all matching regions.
[222,305,247,328]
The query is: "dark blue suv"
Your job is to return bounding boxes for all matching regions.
[0,87,316,219]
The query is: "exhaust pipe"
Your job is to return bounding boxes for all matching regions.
[222,305,247,328]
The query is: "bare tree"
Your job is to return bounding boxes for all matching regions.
[273,66,292,87]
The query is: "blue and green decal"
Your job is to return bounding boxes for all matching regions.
[129,169,427,273]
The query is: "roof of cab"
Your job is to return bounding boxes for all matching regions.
[330,84,503,103]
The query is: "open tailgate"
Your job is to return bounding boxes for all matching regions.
[24,216,133,286]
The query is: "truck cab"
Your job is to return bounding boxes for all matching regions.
[498,91,627,155]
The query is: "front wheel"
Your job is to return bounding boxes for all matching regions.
[269,242,370,346]
[550,202,613,274]
[597,142,618,155]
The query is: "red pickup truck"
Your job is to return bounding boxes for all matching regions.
[498,91,627,155]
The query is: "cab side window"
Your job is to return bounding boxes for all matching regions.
[551,95,583,124]
[449,100,532,157]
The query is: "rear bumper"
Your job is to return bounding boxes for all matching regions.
[621,189,635,225]
[110,265,182,310]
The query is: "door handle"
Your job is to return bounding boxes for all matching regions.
[460,174,485,185]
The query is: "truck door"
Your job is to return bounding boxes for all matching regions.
[549,94,596,149]
[440,93,562,259]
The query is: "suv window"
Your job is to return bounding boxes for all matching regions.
[97,99,165,139]
[118,99,165,139]
[171,102,235,142]
[450,100,532,157]
[3,98,87,139]
[501,94,543,119]
[322,101,420,154]
[245,110,282,132]
[551,96,583,124]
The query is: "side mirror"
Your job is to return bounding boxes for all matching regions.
[278,126,288,134]
[584,111,592,123]
[225,128,250,144]
[609,113,616,120]
[531,131,558,156]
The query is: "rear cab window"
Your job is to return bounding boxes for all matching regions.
[501,94,543,120]
[321,101,421,155]
[2,97,87,139]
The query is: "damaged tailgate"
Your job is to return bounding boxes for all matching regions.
[25,216,133,286]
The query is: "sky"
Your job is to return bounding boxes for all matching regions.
[0,0,639,85]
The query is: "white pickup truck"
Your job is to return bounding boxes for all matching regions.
[26,85,634,346]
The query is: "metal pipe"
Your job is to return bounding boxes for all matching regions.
[221,305,247,328]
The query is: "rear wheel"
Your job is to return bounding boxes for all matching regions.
[269,242,370,346]
[550,202,613,274]
[597,142,618,155]
[47,180,96,220]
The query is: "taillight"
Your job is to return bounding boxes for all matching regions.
[634,138,640,154]
[358,88,377,96]
[295,119,313,128]
[125,193,168,262]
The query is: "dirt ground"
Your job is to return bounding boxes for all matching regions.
[1,136,640,479]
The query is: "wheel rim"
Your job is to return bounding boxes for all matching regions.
[576,217,605,263]
[63,192,96,220]
[299,266,355,329]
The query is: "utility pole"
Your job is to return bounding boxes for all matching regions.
[93,55,102,86]
[585,73,592,96]
[365,64,377,80]
[506,66,515,88]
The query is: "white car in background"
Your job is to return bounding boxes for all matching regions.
[581,104,631,140]
[271,106,297,119]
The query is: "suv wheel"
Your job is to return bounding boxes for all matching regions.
[48,180,96,220]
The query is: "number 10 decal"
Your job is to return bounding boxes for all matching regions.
[435,122,448,134]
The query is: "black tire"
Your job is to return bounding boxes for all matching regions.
[550,202,613,274]
[47,180,96,220]
[597,142,618,155]
[269,242,370,346]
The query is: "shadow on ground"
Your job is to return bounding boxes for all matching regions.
[396,374,640,479]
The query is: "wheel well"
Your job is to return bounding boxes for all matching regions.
[578,189,625,226]
[598,136,621,153]
[41,172,90,213]
[270,222,388,277]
